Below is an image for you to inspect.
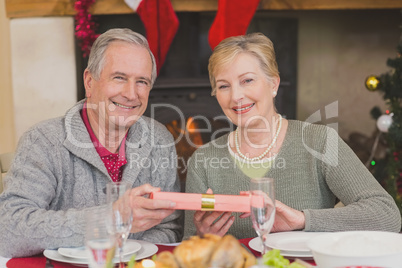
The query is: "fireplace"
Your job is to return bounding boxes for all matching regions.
[75,12,298,189]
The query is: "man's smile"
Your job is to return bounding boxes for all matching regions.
[112,101,137,109]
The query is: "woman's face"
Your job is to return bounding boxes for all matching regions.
[215,52,279,129]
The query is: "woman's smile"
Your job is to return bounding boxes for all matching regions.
[232,103,255,114]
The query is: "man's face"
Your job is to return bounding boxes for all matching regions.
[84,41,153,133]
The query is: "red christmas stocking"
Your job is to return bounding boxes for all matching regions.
[208,0,260,50]
[125,0,179,74]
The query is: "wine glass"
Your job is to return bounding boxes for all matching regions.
[85,207,116,268]
[106,182,133,268]
[250,177,276,255]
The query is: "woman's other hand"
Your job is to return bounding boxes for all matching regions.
[271,200,305,232]
[193,188,235,236]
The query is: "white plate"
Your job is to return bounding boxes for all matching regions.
[249,232,326,258]
[249,237,313,258]
[267,231,327,252]
[58,240,142,259]
[44,240,158,265]
[156,242,181,246]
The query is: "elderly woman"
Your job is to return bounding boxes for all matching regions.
[183,33,401,240]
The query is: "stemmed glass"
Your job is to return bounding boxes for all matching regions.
[85,207,116,268]
[250,177,276,255]
[106,182,133,268]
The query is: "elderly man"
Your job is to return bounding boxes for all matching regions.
[0,28,182,258]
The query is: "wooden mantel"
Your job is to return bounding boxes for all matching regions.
[6,0,402,18]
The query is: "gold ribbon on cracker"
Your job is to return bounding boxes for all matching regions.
[201,194,215,211]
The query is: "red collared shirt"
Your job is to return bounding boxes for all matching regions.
[81,102,127,182]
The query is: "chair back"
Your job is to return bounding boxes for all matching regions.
[0,152,15,193]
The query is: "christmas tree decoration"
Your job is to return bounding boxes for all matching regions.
[124,0,179,74]
[376,113,393,133]
[74,0,99,57]
[208,0,261,50]
[365,32,402,228]
[365,75,380,91]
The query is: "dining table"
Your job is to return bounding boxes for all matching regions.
[0,237,317,268]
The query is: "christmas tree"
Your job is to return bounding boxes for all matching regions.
[365,37,402,225]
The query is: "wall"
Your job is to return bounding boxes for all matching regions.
[0,0,15,154]
[10,17,77,141]
[296,9,400,139]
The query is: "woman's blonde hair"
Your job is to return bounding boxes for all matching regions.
[208,33,279,96]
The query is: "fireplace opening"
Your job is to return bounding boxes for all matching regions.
[165,116,233,190]
[75,12,298,190]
